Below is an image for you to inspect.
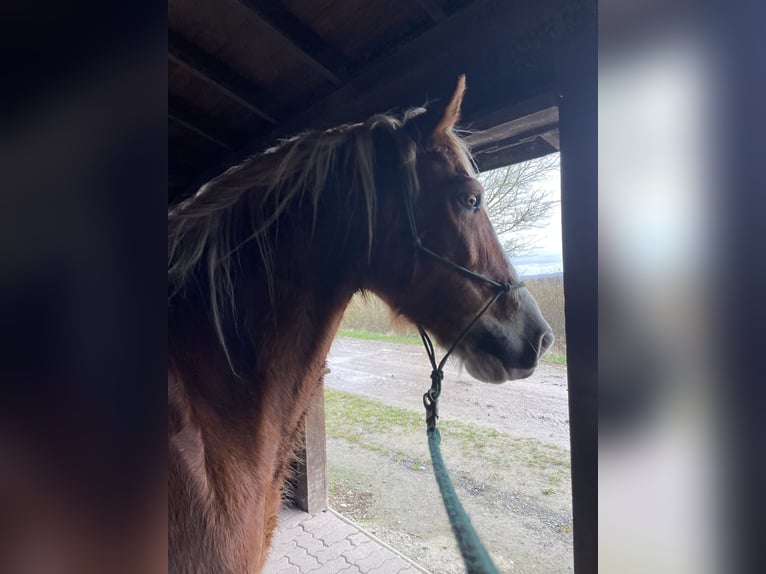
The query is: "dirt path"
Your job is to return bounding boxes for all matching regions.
[326,337,571,450]
[323,337,573,573]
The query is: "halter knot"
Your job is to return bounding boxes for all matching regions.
[423,368,443,430]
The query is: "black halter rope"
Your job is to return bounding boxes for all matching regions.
[402,180,524,574]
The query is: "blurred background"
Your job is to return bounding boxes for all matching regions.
[600,0,765,573]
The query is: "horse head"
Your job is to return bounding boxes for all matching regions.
[368,76,555,382]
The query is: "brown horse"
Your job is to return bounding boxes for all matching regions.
[168,76,553,574]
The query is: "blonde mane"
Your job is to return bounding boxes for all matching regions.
[168,107,474,375]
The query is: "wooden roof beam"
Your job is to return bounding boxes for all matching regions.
[169,30,277,125]
[235,0,345,86]
[168,97,237,151]
[472,136,559,172]
[540,131,560,150]
[464,105,559,149]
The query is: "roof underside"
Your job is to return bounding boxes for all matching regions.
[169,0,594,202]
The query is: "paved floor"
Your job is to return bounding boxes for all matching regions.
[262,505,428,574]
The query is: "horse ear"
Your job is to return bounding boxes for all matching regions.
[433,74,466,136]
[399,75,466,146]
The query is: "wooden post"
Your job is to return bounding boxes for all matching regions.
[291,384,328,514]
[557,17,597,574]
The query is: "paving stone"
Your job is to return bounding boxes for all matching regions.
[348,532,370,547]
[293,531,327,555]
[313,538,353,564]
[315,520,359,545]
[278,508,311,530]
[367,557,413,574]
[268,538,298,560]
[262,555,292,574]
[354,548,391,572]
[342,540,378,563]
[286,547,320,572]
[278,524,306,543]
[307,556,352,574]
[267,506,428,573]
[301,511,337,531]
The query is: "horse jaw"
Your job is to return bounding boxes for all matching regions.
[460,349,535,383]
[455,290,554,383]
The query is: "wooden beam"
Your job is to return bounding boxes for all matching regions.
[291,385,328,514]
[541,131,560,150]
[168,97,237,151]
[168,30,277,124]
[464,106,559,149]
[473,137,558,172]
[416,0,447,22]
[236,0,345,86]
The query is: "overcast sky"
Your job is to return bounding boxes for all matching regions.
[502,158,563,277]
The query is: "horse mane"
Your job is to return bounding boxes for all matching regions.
[168,106,475,375]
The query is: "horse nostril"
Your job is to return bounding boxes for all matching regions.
[538,331,555,357]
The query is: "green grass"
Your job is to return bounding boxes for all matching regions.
[337,329,421,345]
[324,387,570,488]
[543,352,567,365]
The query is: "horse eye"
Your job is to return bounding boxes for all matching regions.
[460,194,480,210]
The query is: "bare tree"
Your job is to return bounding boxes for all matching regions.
[478,153,559,257]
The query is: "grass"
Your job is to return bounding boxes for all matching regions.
[324,387,570,488]
[336,329,420,345]
[543,352,567,365]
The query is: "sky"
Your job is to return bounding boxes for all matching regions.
[487,156,563,278]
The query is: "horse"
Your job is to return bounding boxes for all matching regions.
[168,75,554,574]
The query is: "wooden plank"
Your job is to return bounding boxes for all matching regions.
[168,30,278,124]
[292,385,328,514]
[236,0,345,86]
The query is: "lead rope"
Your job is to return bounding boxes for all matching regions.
[399,159,525,573]
[418,284,521,574]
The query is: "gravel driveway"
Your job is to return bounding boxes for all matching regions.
[326,337,571,450]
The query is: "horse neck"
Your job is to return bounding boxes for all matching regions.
[170,233,359,572]
[169,191,367,495]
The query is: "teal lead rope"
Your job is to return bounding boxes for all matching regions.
[428,426,499,574]
[417,280,523,574]
[420,327,500,574]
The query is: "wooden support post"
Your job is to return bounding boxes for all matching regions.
[292,385,328,514]
[557,16,597,574]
